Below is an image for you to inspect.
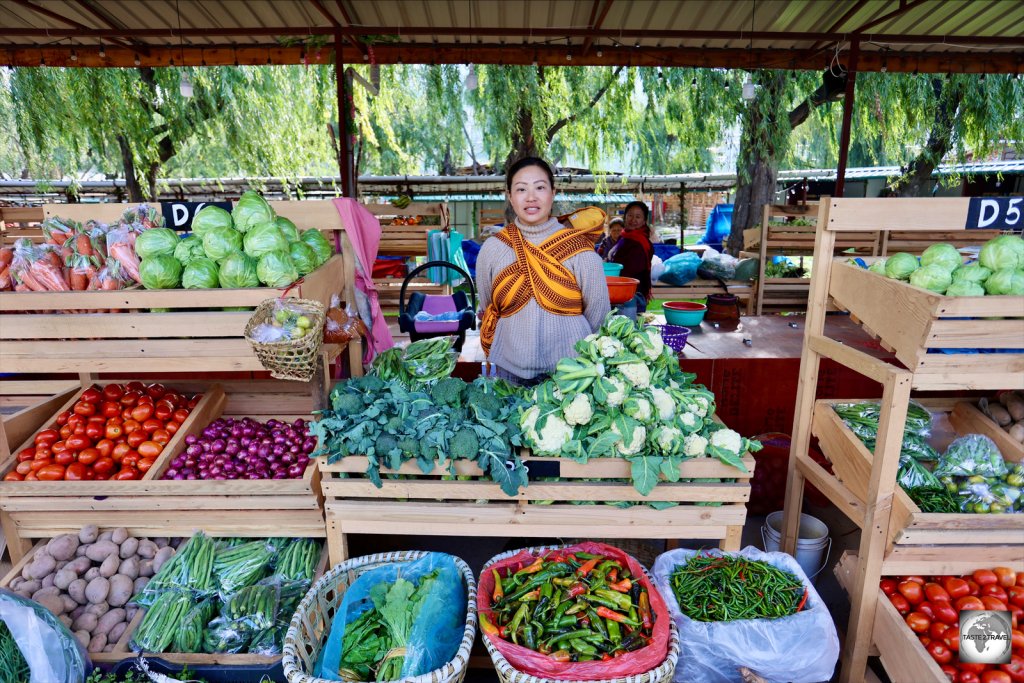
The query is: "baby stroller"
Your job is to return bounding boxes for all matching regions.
[398,261,477,352]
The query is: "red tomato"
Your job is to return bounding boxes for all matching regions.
[1001,654,1024,683]
[902,575,926,584]
[17,448,34,463]
[173,408,191,424]
[142,419,162,434]
[150,429,171,446]
[4,471,24,481]
[933,602,958,625]
[122,453,139,469]
[80,387,102,403]
[957,596,986,612]
[900,580,925,605]
[960,663,989,675]
[942,625,960,652]
[127,431,148,449]
[967,579,982,596]
[982,596,1009,612]
[1011,606,1024,631]
[119,391,140,406]
[137,441,162,459]
[95,439,114,458]
[85,422,104,441]
[59,424,73,440]
[906,612,931,633]
[1008,587,1024,609]
[164,422,179,435]
[101,401,121,418]
[941,664,959,680]
[113,467,139,480]
[982,672,1012,683]
[77,448,99,466]
[112,443,131,462]
[73,401,96,416]
[880,579,899,595]
[125,381,145,393]
[975,569,999,587]
[136,395,154,407]
[65,435,90,452]
[34,429,59,447]
[889,593,911,615]
[23,471,38,481]
[163,392,183,407]
[54,450,75,466]
[102,383,124,401]
[55,410,71,426]
[1018,573,1024,588]
[146,383,166,398]
[930,621,949,640]
[1010,629,1024,651]
[121,419,140,434]
[131,404,154,422]
[15,461,32,475]
[29,459,51,472]
[926,641,952,665]
[983,584,1010,602]
[36,464,65,481]
[34,445,51,460]
[137,457,156,473]
[187,396,200,409]
[926,583,952,603]
[64,462,88,480]
[67,413,85,429]
[154,403,173,421]
[93,457,115,477]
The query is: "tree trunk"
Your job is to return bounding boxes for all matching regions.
[504,107,539,171]
[891,77,963,197]
[117,135,145,203]
[146,162,160,202]
[730,159,778,254]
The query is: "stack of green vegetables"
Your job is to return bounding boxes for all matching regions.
[0,620,30,683]
[129,532,320,655]
[370,337,460,386]
[519,313,762,495]
[668,554,808,622]
[135,190,334,290]
[865,235,1024,296]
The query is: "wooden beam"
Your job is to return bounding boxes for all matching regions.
[835,38,860,197]
[10,0,135,50]
[580,0,615,56]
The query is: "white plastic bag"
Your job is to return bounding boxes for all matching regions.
[0,589,88,683]
[652,546,838,683]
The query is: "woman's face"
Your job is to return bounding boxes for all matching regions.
[608,223,623,242]
[507,165,554,226]
[624,206,647,231]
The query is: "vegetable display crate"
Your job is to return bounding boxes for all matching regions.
[0,381,326,564]
[318,446,755,566]
[808,398,1024,573]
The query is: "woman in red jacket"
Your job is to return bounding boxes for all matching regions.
[611,201,654,312]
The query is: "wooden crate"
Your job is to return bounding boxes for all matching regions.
[881,229,1002,256]
[0,206,44,246]
[828,258,1024,388]
[0,382,326,564]
[319,448,755,565]
[807,399,1024,572]
[362,202,449,257]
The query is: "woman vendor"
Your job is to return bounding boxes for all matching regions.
[475,157,610,386]
[610,201,654,313]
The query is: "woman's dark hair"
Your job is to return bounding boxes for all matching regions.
[506,157,555,191]
[624,201,649,222]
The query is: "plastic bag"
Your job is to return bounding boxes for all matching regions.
[658,252,701,286]
[934,434,1009,478]
[221,582,280,632]
[477,542,671,680]
[214,539,276,596]
[119,203,163,231]
[697,247,739,281]
[172,596,217,653]
[0,589,88,683]
[650,254,665,284]
[254,299,320,343]
[652,546,838,683]
[130,590,194,652]
[316,552,466,681]
[137,532,216,605]
[203,616,251,654]
[898,455,941,490]
[958,479,1021,513]
[41,217,77,246]
[106,225,142,284]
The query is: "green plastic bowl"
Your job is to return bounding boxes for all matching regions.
[603,262,624,276]
[663,301,707,326]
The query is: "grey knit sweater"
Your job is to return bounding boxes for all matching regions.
[475,217,611,381]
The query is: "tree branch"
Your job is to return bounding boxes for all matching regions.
[545,65,625,143]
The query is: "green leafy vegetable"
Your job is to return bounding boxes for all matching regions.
[256,250,299,287]
[182,257,220,289]
[135,228,180,259]
[884,252,919,281]
[219,252,260,288]
[202,225,243,261]
[139,254,183,289]
[232,191,274,234]
[192,206,233,239]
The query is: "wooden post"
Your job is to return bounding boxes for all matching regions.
[336,31,356,199]
[756,204,770,315]
[834,39,860,198]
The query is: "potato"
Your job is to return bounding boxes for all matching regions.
[108,622,128,644]
[75,544,88,557]
[139,560,155,578]
[87,633,107,653]
[61,595,78,614]
[42,574,55,589]
[137,539,158,559]
[133,577,149,594]
[119,537,139,559]
[125,605,139,621]
[68,579,87,604]
[84,567,101,582]
[988,402,1013,427]
[95,608,126,637]
[1010,421,1024,444]
[31,585,60,602]
[8,577,22,590]
[46,534,79,561]
[52,568,77,590]
[1006,393,1024,422]
[32,588,64,616]
[70,605,86,620]
[26,553,57,581]
[85,540,119,562]
[152,537,169,548]
[107,575,133,607]
[79,525,99,544]
[111,528,129,545]
[118,557,139,580]
[99,554,120,578]
[74,630,91,649]
[72,613,99,633]
[97,530,113,543]
[59,615,73,628]
[103,644,115,653]
[85,602,109,617]
[85,576,110,604]
[67,556,91,575]
[18,579,40,594]
[15,589,33,600]
[152,546,175,573]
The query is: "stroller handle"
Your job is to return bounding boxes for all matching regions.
[399,260,478,320]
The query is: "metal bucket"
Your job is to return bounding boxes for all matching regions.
[761,511,831,581]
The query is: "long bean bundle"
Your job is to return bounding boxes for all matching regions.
[669,554,807,622]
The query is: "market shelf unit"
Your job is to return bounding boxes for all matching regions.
[778,197,1024,683]
[317,438,756,566]
[0,381,327,564]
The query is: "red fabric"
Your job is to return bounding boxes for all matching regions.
[622,229,653,261]
[477,542,671,680]
[372,258,407,279]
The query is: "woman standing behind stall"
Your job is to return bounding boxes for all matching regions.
[475,157,610,386]
[610,201,654,312]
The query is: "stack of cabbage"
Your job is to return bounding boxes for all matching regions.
[868,234,1024,296]
[135,191,334,289]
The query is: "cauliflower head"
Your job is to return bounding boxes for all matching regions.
[683,433,709,457]
[596,335,626,358]
[611,422,647,455]
[691,395,711,417]
[564,393,594,426]
[655,426,683,455]
[618,362,651,389]
[650,388,676,422]
[633,328,665,361]
[604,376,628,408]
[623,396,653,424]
[522,406,574,455]
[710,428,743,454]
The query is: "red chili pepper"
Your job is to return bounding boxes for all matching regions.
[549,650,571,662]
[568,582,588,598]
[521,588,541,601]
[577,556,602,576]
[607,568,619,583]
[517,558,544,575]
[480,613,501,637]
[639,589,653,630]
[492,570,504,602]
[797,587,809,612]
[607,578,633,593]
[596,606,638,625]
[601,653,612,661]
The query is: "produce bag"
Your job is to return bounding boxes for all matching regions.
[172,596,217,653]
[213,539,276,597]
[697,247,739,281]
[0,589,88,683]
[933,434,1008,478]
[118,203,163,231]
[897,455,941,490]
[658,252,701,286]
[652,546,838,683]
[477,542,672,680]
[106,225,142,284]
[220,581,280,633]
[316,552,466,681]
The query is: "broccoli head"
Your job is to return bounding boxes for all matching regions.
[373,433,400,457]
[466,384,503,419]
[384,416,404,432]
[429,376,467,407]
[450,427,480,459]
[354,375,386,394]
[397,436,420,457]
[332,392,365,417]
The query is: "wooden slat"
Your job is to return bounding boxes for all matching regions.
[895,527,1024,545]
[0,311,249,340]
[826,198,973,232]
[926,318,1024,349]
[5,510,326,538]
[880,545,1024,574]
[1,386,77,459]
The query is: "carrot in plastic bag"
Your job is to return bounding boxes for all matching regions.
[9,239,46,291]
[41,217,77,246]
[0,266,11,290]
[107,226,142,283]
[87,221,111,261]
[30,256,70,291]
[0,247,13,269]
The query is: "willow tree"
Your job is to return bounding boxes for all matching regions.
[4,65,336,200]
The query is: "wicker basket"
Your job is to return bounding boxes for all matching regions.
[244,298,326,382]
[282,551,477,683]
[480,545,681,683]
[657,324,691,354]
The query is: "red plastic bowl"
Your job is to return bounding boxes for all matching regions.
[606,276,640,304]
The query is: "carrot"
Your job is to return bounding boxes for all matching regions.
[70,268,89,291]
[0,266,11,290]
[29,259,70,291]
[0,248,12,268]
[43,249,63,269]
[15,268,46,291]
[49,231,70,246]
[14,283,29,291]
[76,233,94,257]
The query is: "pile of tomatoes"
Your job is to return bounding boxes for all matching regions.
[881,567,1024,682]
[4,382,201,482]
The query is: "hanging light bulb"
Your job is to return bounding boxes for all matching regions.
[691,77,697,88]
[70,49,78,62]
[464,64,478,91]
[742,77,756,100]
[180,74,193,98]
[134,54,141,66]
[98,44,106,59]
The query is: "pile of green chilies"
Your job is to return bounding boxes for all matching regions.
[669,554,807,622]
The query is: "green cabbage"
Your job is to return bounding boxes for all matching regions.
[202,225,243,261]
[218,253,260,288]
[181,257,220,289]
[920,243,962,271]
[173,235,206,266]
[135,228,179,259]
[299,229,334,265]
[243,223,289,258]
[139,255,182,289]
[951,263,992,284]
[945,281,985,297]
[274,216,300,242]
[257,250,299,287]
[983,268,1024,296]
[885,252,919,281]
[232,191,274,234]
[909,264,953,293]
[289,241,318,276]
[868,259,887,275]
[979,235,1024,271]
[191,206,233,239]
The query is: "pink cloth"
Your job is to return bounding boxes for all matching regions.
[332,198,394,362]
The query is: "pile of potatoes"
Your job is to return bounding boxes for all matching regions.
[6,525,177,653]
[980,391,1024,444]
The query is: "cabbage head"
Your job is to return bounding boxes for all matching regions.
[202,225,243,261]
[191,206,232,239]
[232,191,274,234]
[983,268,1024,296]
[299,229,334,265]
[979,235,1024,271]
[920,243,962,271]
[173,235,206,266]
[139,255,182,289]
[274,216,300,242]
[868,259,887,275]
[951,263,992,284]
[135,228,179,259]
[256,250,299,287]
[945,281,985,297]
[289,241,318,276]
[243,223,289,258]
[218,252,260,288]
[884,252,919,281]
[181,257,220,289]
[909,264,953,293]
